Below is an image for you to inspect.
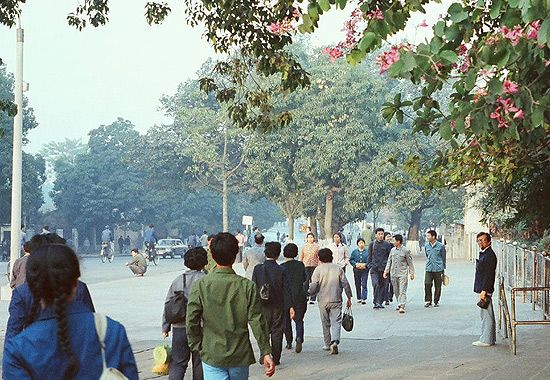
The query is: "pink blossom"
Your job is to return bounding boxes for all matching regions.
[458,44,468,56]
[366,10,384,20]
[322,47,344,62]
[527,20,541,39]
[450,120,456,130]
[546,59,550,67]
[459,61,470,73]
[513,109,525,119]
[469,139,478,147]
[419,19,429,28]
[376,47,400,74]
[267,20,294,36]
[503,79,519,94]
[485,35,499,46]
[502,25,523,46]
[292,7,302,20]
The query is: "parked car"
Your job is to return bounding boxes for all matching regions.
[155,239,188,259]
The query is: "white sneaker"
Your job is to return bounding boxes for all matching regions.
[357,299,363,304]
[472,341,492,347]
[322,345,330,351]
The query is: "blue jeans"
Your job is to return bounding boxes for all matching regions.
[202,362,249,380]
[353,268,369,301]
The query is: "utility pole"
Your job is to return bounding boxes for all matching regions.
[9,25,24,281]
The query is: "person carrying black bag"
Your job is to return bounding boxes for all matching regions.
[472,232,497,347]
[162,248,208,379]
[252,242,291,366]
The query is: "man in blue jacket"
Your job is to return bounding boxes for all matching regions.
[424,230,446,307]
[472,232,497,347]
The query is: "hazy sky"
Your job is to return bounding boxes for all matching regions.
[0,1,446,154]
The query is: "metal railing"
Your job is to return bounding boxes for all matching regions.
[492,240,550,354]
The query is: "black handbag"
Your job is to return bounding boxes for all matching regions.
[342,305,354,332]
[477,295,491,309]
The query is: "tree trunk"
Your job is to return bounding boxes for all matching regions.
[316,208,325,240]
[324,190,334,240]
[309,216,318,240]
[222,177,229,232]
[91,228,97,254]
[408,208,422,241]
[288,215,295,241]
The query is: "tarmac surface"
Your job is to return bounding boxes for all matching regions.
[1,253,549,379]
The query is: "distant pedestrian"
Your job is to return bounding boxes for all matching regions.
[186,232,276,378]
[162,248,208,379]
[243,234,266,280]
[276,231,280,242]
[308,248,352,355]
[350,238,369,304]
[328,233,349,273]
[200,231,208,247]
[252,242,290,366]
[383,232,394,305]
[124,236,131,253]
[347,232,352,246]
[9,241,31,289]
[118,236,124,255]
[472,232,497,347]
[235,230,246,263]
[367,228,393,309]
[281,243,307,354]
[126,248,147,276]
[300,232,320,304]
[384,234,414,313]
[424,230,446,307]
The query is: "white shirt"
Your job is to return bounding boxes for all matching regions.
[328,242,349,268]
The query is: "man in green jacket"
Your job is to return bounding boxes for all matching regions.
[186,232,276,378]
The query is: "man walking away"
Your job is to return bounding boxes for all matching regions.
[126,248,147,276]
[472,232,497,347]
[424,230,446,307]
[162,248,208,379]
[384,234,414,313]
[367,228,393,309]
[281,243,307,353]
[200,231,208,248]
[252,242,290,366]
[308,248,352,355]
[186,232,275,379]
[243,234,266,280]
[118,236,124,256]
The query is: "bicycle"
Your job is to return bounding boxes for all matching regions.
[100,242,115,263]
[144,242,159,266]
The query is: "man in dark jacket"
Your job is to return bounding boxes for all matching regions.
[252,241,290,365]
[280,243,307,353]
[367,228,393,309]
[472,232,497,347]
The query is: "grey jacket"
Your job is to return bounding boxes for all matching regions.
[162,270,206,332]
[308,263,352,303]
[384,246,415,278]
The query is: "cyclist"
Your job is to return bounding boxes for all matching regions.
[143,224,157,260]
[101,225,113,259]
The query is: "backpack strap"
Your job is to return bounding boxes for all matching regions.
[94,313,108,371]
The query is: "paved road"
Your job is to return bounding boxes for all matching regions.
[1,256,549,379]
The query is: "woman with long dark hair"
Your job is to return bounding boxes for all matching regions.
[2,244,138,379]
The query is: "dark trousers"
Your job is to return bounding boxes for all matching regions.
[263,305,284,363]
[236,246,243,263]
[305,266,317,301]
[169,327,203,380]
[371,270,387,305]
[385,275,394,302]
[424,271,443,304]
[284,303,307,344]
[353,268,369,300]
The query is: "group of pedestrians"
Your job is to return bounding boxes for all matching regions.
[2,226,498,380]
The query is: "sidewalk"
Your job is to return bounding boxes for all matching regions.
[1,258,549,379]
[132,258,550,379]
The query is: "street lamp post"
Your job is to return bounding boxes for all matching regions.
[9,25,24,281]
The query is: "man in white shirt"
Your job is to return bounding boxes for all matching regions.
[328,233,349,273]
